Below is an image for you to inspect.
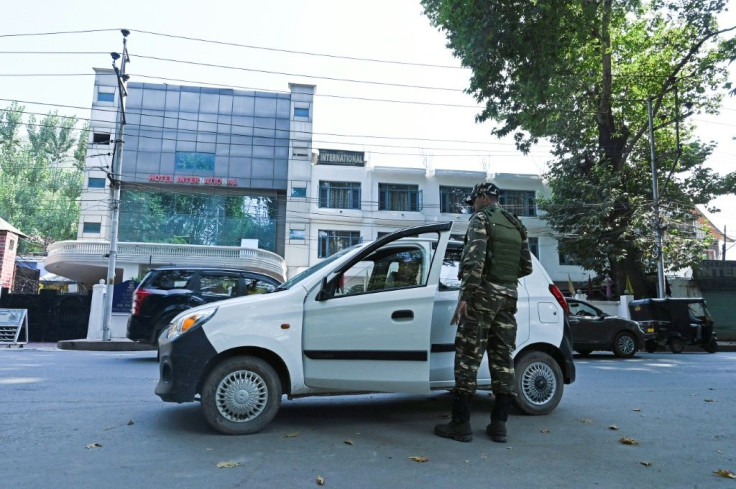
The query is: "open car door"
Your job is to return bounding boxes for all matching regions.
[302,222,451,394]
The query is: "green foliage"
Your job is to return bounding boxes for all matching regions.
[423,0,735,296]
[0,104,86,252]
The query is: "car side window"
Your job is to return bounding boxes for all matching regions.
[200,273,239,298]
[242,277,277,295]
[333,246,427,298]
[439,246,462,291]
[571,302,598,317]
[149,270,195,290]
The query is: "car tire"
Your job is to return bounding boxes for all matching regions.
[514,351,563,415]
[201,356,282,435]
[705,338,718,354]
[668,338,684,354]
[613,332,637,358]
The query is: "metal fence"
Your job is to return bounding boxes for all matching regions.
[0,289,91,342]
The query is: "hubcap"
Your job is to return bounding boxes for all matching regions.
[618,335,635,355]
[215,370,268,422]
[521,362,556,406]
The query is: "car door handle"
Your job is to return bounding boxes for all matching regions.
[392,310,414,320]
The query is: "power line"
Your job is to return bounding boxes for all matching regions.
[0,28,120,38]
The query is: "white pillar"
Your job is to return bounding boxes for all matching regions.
[86,283,107,340]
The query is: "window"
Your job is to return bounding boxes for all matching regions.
[289,229,305,240]
[93,133,111,144]
[8,239,15,251]
[97,91,115,103]
[291,187,307,198]
[292,145,309,158]
[319,181,361,209]
[294,107,309,118]
[528,237,539,259]
[440,185,473,213]
[83,222,101,234]
[334,246,427,297]
[500,190,536,217]
[175,152,215,173]
[318,230,361,258]
[88,177,106,189]
[378,183,422,211]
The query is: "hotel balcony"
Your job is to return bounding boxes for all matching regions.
[45,240,288,285]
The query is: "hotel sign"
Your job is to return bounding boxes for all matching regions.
[148,174,237,186]
[318,149,365,167]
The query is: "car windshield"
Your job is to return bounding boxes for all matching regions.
[275,244,362,291]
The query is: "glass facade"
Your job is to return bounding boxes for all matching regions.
[121,84,292,190]
[119,189,278,251]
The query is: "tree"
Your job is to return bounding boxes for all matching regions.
[423,0,736,297]
[0,103,86,252]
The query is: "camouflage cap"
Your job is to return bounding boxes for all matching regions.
[464,182,501,204]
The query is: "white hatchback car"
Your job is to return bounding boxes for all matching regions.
[156,222,576,435]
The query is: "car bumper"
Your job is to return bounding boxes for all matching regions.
[126,315,154,344]
[155,326,218,403]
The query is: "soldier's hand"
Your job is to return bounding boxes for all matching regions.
[452,300,468,325]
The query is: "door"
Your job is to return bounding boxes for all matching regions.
[302,223,451,394]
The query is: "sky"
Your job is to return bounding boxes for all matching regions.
[1,0,734,237]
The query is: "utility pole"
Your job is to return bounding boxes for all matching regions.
[101,29,130,341]
[647,97,666,299]
[724,225,727,262]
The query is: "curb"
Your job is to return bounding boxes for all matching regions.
[57,339,155,352]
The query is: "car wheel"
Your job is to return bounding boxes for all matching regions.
[575,349,593,356]
[514,351,563,415]
[668,338,684,354]
[201,356,282,435]
[613,332,637,358]
[705,338,718,354]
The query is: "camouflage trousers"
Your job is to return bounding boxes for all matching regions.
[454,291,517,397]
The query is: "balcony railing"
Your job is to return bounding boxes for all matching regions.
[46,240,287,282]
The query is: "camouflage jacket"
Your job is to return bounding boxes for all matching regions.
[458,203,533,301]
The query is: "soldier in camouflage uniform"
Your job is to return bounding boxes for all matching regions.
[435,182,533,443]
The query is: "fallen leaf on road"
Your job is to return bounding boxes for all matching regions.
[216,461,242,469]
[316,475,325,485]
[85,442,102,449]
[540,428,550,434]
[640,461,652,467]
[579,418,593,424]
[609,425,619,431]
[409,456,429,463]
[704,399,717,403]
[714,469,736,479]
[632,408,641,412]
[344,440,354,446]
[283,432,301,438]
[620,437,639,445]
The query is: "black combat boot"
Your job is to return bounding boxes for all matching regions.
[434,392,473,442]
[487,393,513,443]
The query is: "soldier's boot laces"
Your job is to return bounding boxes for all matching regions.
[434,392,473,442]
[487,393,513,443]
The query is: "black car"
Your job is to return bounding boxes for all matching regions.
[568,298,656,358]
[126,267,281,346]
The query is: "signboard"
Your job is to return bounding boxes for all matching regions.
[0,309,28,346]
[112,280,139,314]
[317,149,365,167]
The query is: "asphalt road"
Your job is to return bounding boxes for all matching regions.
[1,347,734,489]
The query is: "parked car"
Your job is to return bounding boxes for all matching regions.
[127,267,280,346]
[155,223,576,435]
[568,298,656,358]
[629,297,718,353]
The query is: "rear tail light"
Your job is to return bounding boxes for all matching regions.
[132,288,153,315]
[549,284,570,315]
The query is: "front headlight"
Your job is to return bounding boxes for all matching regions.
[166,307,218,340]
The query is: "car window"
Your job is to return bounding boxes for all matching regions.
[570,301,598,317]
[200,272,239,298]
[147,270,195,290]
[334,245,427,298]
[439,246,462,291]
[243,277,277,295]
